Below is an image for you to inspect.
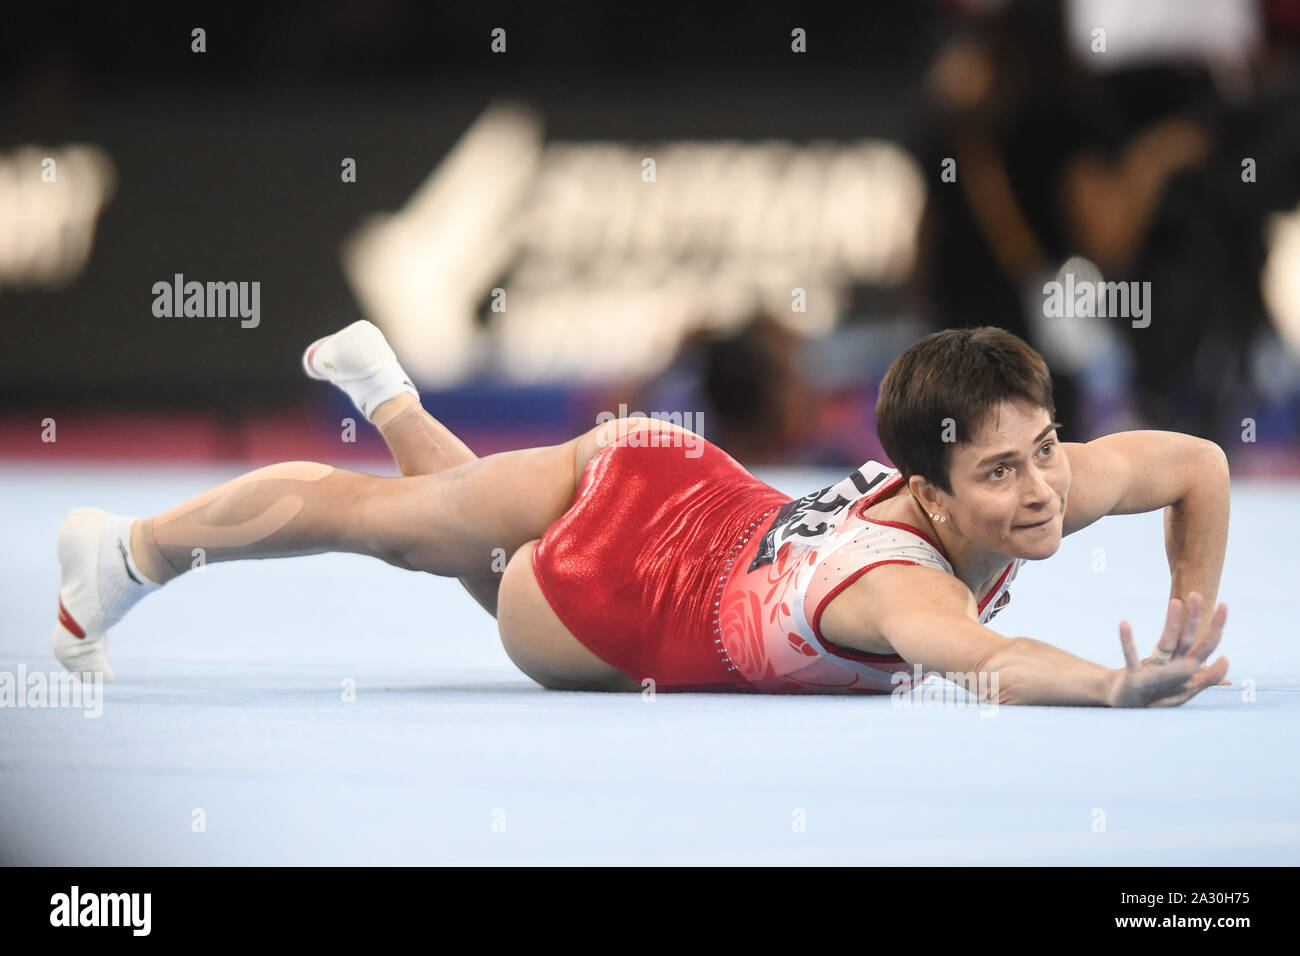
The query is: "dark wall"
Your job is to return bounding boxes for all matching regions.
[1,2,939,412]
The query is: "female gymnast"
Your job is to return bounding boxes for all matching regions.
[51,323,1231,706]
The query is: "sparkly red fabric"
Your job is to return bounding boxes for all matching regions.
[531,435,790,691]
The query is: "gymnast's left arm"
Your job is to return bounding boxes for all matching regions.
[1061,431,1230,642]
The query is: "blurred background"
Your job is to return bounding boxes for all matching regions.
[4,0,1300,474]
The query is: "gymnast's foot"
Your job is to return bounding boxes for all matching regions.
[302,319,418,421]
[52,508,160,682]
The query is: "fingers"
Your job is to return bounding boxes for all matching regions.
[1188,602,1228,663]
[1149,656,1231,707]
[1118,619,1140,670]
[1154,593,1222,662]
[1185,656,1231,695]
[1153,597,1183,661]
[1118,597,1229,706]
[1174,592,1203,658]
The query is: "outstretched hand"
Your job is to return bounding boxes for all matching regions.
[1109,592,1230,707]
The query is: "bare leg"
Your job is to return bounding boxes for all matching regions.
[113,417,696,690]
[128,441,584,590]
[369,393,503,616]
[129,461,428,583]
[370,393,475,474]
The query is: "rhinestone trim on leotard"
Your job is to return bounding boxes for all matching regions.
[709,506,781,674]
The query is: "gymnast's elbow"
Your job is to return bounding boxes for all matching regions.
[1204,438,1230,480]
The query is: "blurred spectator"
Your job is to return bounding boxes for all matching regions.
[919,0,1270,441]
[697,315,821,464]
[619,313,821,466]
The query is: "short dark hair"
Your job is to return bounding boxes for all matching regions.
[875,327,1055,495]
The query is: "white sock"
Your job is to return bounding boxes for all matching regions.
[341,364,419,422]
[97,514,161,619]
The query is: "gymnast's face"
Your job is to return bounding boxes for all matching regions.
[941,399,1071,560]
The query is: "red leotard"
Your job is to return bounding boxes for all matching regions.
[531,432,1021,694]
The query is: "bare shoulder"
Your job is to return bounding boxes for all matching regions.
[1060,439,1128,535]
[1061,431,1226,535]
[819,561,980,656]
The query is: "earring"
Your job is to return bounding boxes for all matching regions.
[928,512,947,523]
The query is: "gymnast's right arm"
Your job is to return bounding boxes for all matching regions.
[871,566,1226,707]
